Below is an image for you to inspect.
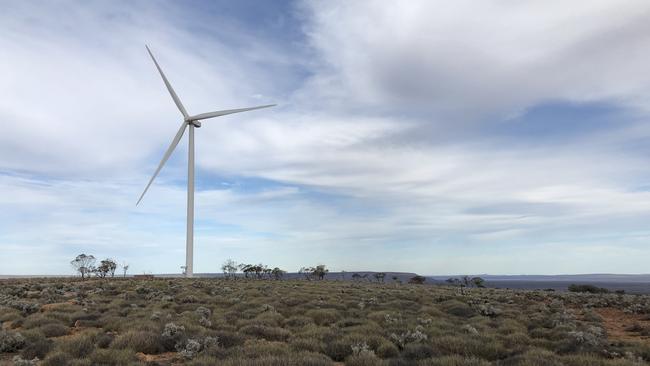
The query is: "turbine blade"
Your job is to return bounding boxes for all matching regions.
[188,104,276,121]
[146,45,189,118]
[136,121,188,205]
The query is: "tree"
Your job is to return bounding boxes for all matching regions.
[97,259,117,279]
[221,259,238,280]
[299,267,313,280]
[71,254,96,280]
[446,277,461,286]
[374,272,386,283]
[312,264,329,280]
[271,267,285,280]
[122,262,129,278]
[408,275,426,284]
[239,263,253,278]
[253,264,265,279]
[446,276,485,294]
[471,277,485,288]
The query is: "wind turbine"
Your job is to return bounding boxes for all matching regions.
[137,45,275,277]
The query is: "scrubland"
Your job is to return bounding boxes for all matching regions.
[2,278,650,365]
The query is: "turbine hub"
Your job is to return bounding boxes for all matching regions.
[188,120,201,128]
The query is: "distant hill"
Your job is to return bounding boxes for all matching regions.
[426,274,650,294]
[427,274,650,283]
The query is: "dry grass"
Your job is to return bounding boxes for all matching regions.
[1,277,650,365]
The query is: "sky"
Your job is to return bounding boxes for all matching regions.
[1,0,650,276]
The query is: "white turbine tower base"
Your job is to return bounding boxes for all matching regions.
[137,45,275,277]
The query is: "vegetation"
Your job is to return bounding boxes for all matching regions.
[568,284,610,294]
[70,254,121,280]
[2,277,650,365]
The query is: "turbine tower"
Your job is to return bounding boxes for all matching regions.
[137,46,275,277]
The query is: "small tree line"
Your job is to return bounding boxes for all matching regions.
[446,275,485,293]
[298,265,329,281]
[221,259,287,280]
[70,254,129,280]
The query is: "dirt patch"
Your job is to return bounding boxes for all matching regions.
[136,352,180,365]
[595,308,650,343]
[40,301,76,312]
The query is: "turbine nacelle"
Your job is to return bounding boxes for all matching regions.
[187,120,202,128]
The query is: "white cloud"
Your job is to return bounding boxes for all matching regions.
[2,1,650,275]
[300,1,650,119]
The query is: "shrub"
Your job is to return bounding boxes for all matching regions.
[41,351,72,366]
[178,338,203,359]
[0,330,25,352]
[88,348,135,365]
[21,337,52,359]
[323,340,352,361]
[284,315,314,328]
[305,309,340,326]
[346,353,388,366]
[23,314,58,329]
[401,343,436,360]
[161,322,186,351]
[58,334,95,358]
[212,330,245,348]
[11,356,39,366]
[498,349,564,366]
[96,332,114,348]
[240,324,291,341]
[440,300,476,318]
[196,353,333,366]
[376,342,399,358]
[40,323,70,337]
[418,356,491,366]
[195,306,212,318]
[112,330,164,354]
[568,284,609,294]
[290,337,323,352]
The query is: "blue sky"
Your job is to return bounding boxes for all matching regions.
[2,0,650,275]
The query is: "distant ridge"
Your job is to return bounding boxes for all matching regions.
[427,274,650,283]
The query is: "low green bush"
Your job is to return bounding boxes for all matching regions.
[40,323,70,337]
[57,334,94,358]
[111,330,164,354]
[305,309,341,326]
[240,324,291,342]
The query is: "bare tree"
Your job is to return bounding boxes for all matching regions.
[71,254,96,280]
[263,266,272,280]
[299,267,313,280]
[374,272,386,283]
[221,259,238,280]
[122,262,129,278]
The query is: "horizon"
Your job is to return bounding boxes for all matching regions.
[2,0,650,276]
